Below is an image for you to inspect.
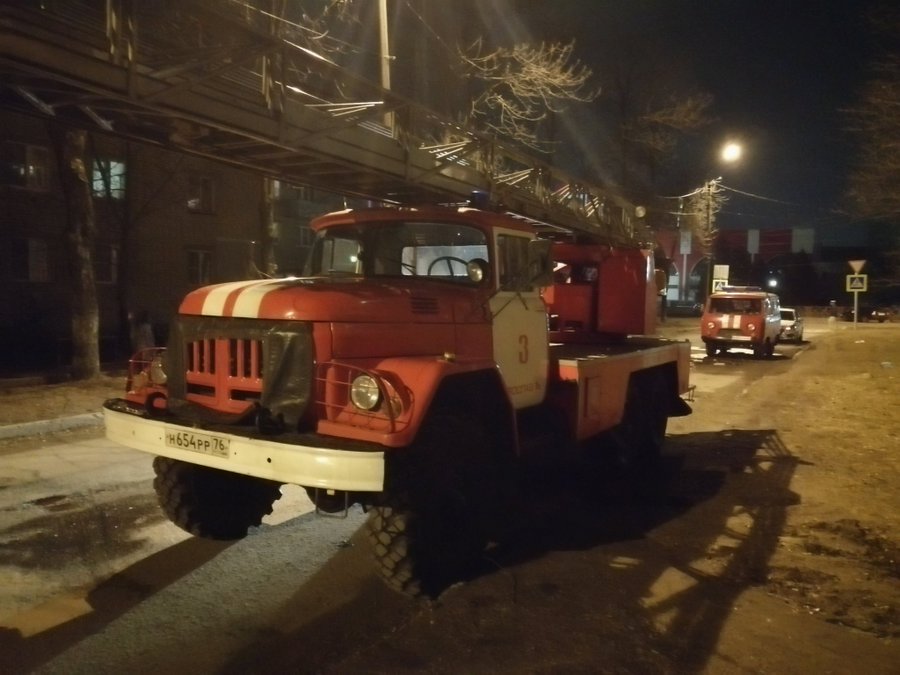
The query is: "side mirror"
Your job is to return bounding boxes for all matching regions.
[528,239,554,288]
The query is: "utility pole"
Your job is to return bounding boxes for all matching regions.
[707,180,713,294]
[378,0,394,133]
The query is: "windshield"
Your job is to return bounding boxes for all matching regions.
[709,297,761,314]
[304,221,489,282]
[780,310,795,321]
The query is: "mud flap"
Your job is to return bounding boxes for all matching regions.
[669,396,693,417]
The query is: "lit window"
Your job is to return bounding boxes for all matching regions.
[92,159,126,199]
[0,142,50,190]
[187,249,212,285]
[187,176,215,213]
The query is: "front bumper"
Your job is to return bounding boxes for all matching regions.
[104,399,385,492]
[702,334,753,345]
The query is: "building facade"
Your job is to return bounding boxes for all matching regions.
[0,111,340,376]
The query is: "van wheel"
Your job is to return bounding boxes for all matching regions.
[705,343,716,358]
[765,339,775,357]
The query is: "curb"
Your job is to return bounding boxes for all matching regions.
[0,412,104,441]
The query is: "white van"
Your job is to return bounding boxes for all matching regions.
[700,286,781,358]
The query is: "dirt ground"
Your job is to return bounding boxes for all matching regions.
[0,374,123,427]
[0,322,898,673]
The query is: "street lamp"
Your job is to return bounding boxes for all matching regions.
[705,141,743,294]
[721,142,743,164]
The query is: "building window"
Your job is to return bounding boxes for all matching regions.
[94,244,118,284]
[187,249,212,285]
[0,142,50,190]
[11,238,50,282]
[92,159,126,199]
[187,176,215,213]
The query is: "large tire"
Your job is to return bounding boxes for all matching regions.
[367,413,490,597]
[152,457,282,540]
[603,372,668,492]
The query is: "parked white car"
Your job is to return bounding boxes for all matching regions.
[779,308,804,342]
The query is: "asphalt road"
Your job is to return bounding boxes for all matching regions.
[0,317,895,673]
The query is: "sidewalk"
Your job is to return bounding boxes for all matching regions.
[0,373,125,441]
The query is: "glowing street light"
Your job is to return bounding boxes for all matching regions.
[721,141,743,164]
[703,139,742,295]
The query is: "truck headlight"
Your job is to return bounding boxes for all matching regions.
[149,356,167,385]
[350,374,381,410]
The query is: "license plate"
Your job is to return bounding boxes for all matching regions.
[165,427,230,458]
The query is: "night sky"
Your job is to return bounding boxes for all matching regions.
[510,1,878,230]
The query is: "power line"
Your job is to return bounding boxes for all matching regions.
[403,1,457,57]
[718,182,805,208]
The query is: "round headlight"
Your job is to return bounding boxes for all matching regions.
[149,356,167,385]
[747,323,756,331]
[350,374,381,410]
[466,259,487,283]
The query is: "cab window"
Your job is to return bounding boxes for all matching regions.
[497,234,532,291]
[306,221,488,282]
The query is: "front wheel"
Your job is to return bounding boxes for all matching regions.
[368,413,490,597]
[152,457,282,540]
[705,343,716,358]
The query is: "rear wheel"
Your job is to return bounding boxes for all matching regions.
[152,457,282,540]
[605,372,668,483]
[368,412,490,597]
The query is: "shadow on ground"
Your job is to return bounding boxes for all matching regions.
[219,427,805,674]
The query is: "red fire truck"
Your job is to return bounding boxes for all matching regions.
[104,202,692,596]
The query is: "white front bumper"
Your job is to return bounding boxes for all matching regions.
[103,404,385,492]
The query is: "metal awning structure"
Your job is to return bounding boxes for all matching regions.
[0,0,643,245]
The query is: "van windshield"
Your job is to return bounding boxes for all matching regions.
[710,297,761,314]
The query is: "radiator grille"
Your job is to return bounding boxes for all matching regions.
[167,316,313,428]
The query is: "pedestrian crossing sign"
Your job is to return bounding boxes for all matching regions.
[846,274,867,292]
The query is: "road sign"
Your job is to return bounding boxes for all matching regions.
[848,260,866,273]
[846,274,868,292]
[712,279,728,292]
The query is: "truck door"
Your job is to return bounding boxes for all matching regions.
[490,231,549,409]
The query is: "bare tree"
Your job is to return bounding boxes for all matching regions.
[624,93,714,170]
[686,180,727,257]
[258,177,279,277]
[458,39,598,151]
[845,7,900,221]
[49,126,101,380]
[598,51,713,195]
